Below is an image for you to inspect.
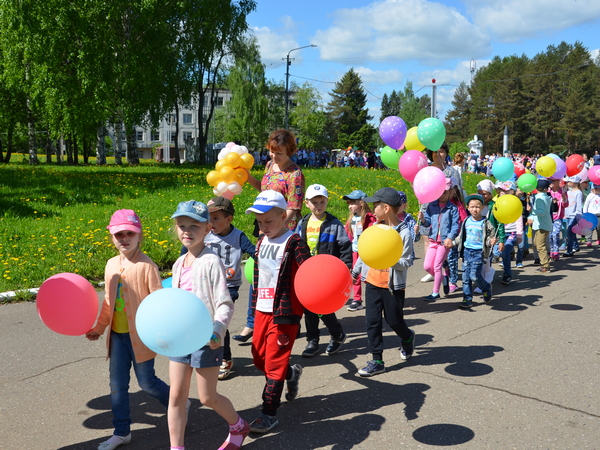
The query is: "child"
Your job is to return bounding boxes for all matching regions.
[245,190,311,433]
[343,190,377,311]
[296,184,351,357]
[396,190,420,265]
[497,181,523,285]
[530,179,553,272]
[549,179,569,260]
[515,187,531,267]
[446,183,468,292]
[418,178,460,301]
[352,188,415,376]
[564,176,583,257]
[451,195,497,309]
[583,185,600,244]
[205,196,256,380]
[476,179,506,287]
[86,209,169,450]
[168,200,248,450]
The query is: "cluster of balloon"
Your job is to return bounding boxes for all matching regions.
[358,224,404,269]
[573,213,599,236]
[36,273,98,336]
[379,116,408,169]
[136,288,212,357]
[294,255,352,315]
[206,142,254,198]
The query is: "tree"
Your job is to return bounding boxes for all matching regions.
[445,81,472,144]
[290,82,327,150]
[326,68,373,148]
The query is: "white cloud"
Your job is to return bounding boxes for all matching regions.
[355,67,404,85]
[591,49,600,61]
[313,0,491,64]
[467,0,600,41]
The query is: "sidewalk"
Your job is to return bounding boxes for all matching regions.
[1,241,599,449]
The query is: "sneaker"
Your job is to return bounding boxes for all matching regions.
[218,359,233,380]
[534,259,541,266]
[285,364,303,401]
[421,273,434,282]
[474,287,482,294]
[347,300,364,311]
[249,414,279,434]
[501,275,511,285]
[491,256,500,263]
[482,289,492,303]
[98,434,131,450]
[516,263,524,268]
[448,283,460,293]
[559,245,567,251]
[358,360,385,377]
[498,262,504,268]
[587,242,592,247]
[301,341,319,358]
[442,275,449,295]
[325,333,346,355]
[535,267,551,273]
[423,293,440,302]
[596,240,600,245]
[220,419,250,449]
[460,298,473,309]
[400,329,416,361]
[564,252,575,257]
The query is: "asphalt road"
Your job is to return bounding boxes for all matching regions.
[1,241,599,449]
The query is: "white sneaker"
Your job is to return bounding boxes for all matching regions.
[98,434,131,450]
[421,273,434,282]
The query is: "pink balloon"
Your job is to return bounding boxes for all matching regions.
[413,166,446,204]
[572,225,583,235]
[37,273,98,336]
[578,219,592,230]
[222,190,235,200]
[588,165,600,184]
[399,150,428,183]
[226,142,235,149]
[577,167,588,182]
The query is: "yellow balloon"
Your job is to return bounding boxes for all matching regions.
[239,153,254,170]
[492,194,522,224]
[219,166,236,183]
[536,156,556,178]
[215,159,227,171]
[206,170,221,187]
[225,152,241,168]
[234,168,248,185]
[357,224,403,270]
[404,127,425,151]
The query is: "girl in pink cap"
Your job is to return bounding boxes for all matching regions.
[86,209,169,450]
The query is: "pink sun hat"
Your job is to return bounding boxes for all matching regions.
[107,209,142,235]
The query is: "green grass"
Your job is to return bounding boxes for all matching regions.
[1,157,485,295]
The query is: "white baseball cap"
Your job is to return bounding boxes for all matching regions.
[245,190,288,214]
[305,184,328,199]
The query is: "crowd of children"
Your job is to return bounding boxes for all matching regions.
[85,153,600,449]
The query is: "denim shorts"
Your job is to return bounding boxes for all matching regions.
[169,345,223,369]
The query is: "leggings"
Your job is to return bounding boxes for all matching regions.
[423,240,450,294]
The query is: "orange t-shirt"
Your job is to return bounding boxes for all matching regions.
[366,267,389,288]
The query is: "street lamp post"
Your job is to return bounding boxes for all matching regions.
[284,44,317,130]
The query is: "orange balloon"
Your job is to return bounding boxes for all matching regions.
[206,170,221,187]
[219,166,235,183]
[239,153,254,169]
[234,168,248,185]
[215,159,227,171]
[225,152,241,168]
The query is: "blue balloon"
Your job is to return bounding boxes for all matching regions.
[136,288,213,357]
[581,212,599,230]
[161,277,172,288]
[492,157,515,182]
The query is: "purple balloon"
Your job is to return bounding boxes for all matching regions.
[549,155,566,180]
[379,116,407,150]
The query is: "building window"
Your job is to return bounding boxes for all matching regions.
[183,132,193,142]
[136,131,144,141]
[171,132,176,143]
[151,131,160,141]
[183,113,193,124]
[216,97,224,107]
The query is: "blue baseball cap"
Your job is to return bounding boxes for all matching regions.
[171,200,209,222]
[342,190,367,201]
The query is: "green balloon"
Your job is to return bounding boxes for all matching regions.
[380,146,400,169]
[417,118,446,151]
[517,173,537,193]
[244,258,255,283]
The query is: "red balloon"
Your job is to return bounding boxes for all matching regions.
[514,162,526,178]
[294,255,352,315]
[588,165,600,184]
[37,273,98,336]
[565,154,585,177]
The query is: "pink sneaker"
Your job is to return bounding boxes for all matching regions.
[449,283,459,293]
[587,242,592,247]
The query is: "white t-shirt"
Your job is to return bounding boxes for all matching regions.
[256,230,293,313]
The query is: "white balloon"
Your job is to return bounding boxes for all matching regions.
[239,145,249,154]
[218,149,227,161]
[216,181,228,193]
[231,145,242,154]
[228,181,243,195]
[213,188,220,195]
[577,167,589,182]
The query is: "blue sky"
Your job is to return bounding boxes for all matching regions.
[247,0,600,125]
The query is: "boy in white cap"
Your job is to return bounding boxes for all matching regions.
[245,190,311,434]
